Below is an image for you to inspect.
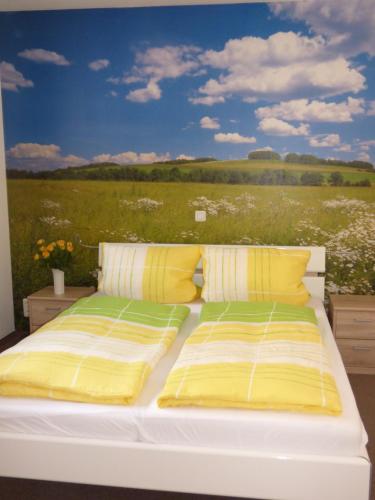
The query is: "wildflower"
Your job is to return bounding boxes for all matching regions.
[67,242,74,252]
[120,198,164,211]
[39,216,71,227]
[57,240,65,249]
[41,199,61,209]
[36,239,45,245]
[33,254,40,261]
[42,250,50,259]
[47,244,54,252]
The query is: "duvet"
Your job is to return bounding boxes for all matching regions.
[158,301,342,415]
[0,296,189,405]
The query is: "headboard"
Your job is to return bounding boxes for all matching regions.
[98,244,326,300]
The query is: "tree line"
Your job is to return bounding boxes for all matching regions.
[248,150,374,171]
[6,166,371,187]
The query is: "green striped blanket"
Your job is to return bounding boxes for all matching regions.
[158,301,342,415]
[0,295,189,405]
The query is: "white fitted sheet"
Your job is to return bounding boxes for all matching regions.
[0,298,367,457]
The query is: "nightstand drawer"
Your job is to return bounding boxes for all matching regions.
[336,339,375,368]
[335,310,375,340]
[30,300,71,325]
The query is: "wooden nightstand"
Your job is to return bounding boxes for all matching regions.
[329,294,375,374]
[27,286,95,333]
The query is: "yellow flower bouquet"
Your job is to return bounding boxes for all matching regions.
[34,239,74,270]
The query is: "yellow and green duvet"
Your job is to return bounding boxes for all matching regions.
[0,296,189,405]
[158,301,342,415]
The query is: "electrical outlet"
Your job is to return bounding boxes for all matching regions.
[195,210,206,222]
[23,298,29,317]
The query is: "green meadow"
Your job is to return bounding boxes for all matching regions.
[7,179,375,326]
[54,158,375,185]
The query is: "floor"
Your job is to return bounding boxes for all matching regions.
[0,331,373,500]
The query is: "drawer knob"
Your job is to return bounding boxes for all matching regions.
[352,346,372,351]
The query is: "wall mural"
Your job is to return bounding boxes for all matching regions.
[0,1,374,325]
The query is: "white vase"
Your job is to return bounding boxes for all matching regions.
[52,268,65,295]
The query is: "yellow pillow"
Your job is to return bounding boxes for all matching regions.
[98,244,201,303]
[201,246,310,305]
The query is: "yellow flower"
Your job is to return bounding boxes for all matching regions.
[33,254,40,261]
[42,250,50,259]
[36,239,45,245]
[39,246,46,252]
[57,239,65,249]
[47,243,54,252]
[67,241,74,252]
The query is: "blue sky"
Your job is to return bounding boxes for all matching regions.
[0,0,374,170]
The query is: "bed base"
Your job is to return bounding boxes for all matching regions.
[0,432,370,500]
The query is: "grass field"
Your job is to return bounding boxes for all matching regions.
[7,179,375,326]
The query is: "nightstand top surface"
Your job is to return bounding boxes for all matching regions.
[28,286,95,301]
[330,294,375,311]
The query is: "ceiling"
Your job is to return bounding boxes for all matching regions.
[0,0,292,12]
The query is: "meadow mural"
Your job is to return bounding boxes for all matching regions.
[0,1,374,325]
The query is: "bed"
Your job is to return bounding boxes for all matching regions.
[0,245,371,500]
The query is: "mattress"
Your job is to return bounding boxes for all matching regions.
[0,297,367,457]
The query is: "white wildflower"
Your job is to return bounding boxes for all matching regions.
[41,199,60,209]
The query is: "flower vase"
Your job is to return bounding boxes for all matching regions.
[52,268,65,295]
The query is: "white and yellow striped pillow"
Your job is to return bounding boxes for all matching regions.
[201,246,310,305]
[98,244,201,303]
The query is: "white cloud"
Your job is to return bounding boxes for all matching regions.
[356,139,375,151]
[92,151,171,164]
[18,48,70,66]
[309,134,341,148]
[107,74,144,85]
[8,143,61,159]
[62,154,88,166]
[109,90,118,97]
[214,133,256,144]
[189,95,225,106]
[139,152,170,163]
[271,0,375,57]
[252,146,274,152]
[123,75,144,84]
[176,154,195,160]
[126,79,161,103]
[255,97,365,123]
[89,59,110,71]
[195,32,365,103]
[6,142,87,170]
[358,152,370,162]
[367,101,375,116]
[6,143,172,170]
[200,116,220,129]
[243,97,258,104]
[0,61,33,92]
[123,45,201,103]
[200,31,325,69]
[107,76,121,85]
[334,144,352,152]
[132,45,201,81]
[258,118,310,136]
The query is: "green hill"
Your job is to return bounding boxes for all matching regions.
[6,158,375,185]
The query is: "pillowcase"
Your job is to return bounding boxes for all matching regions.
[98,243,201,303]
[201,246,310,305]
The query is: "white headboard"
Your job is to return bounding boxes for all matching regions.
[98,244,326,300]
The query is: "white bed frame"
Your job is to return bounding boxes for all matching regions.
[0,245,371,500]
